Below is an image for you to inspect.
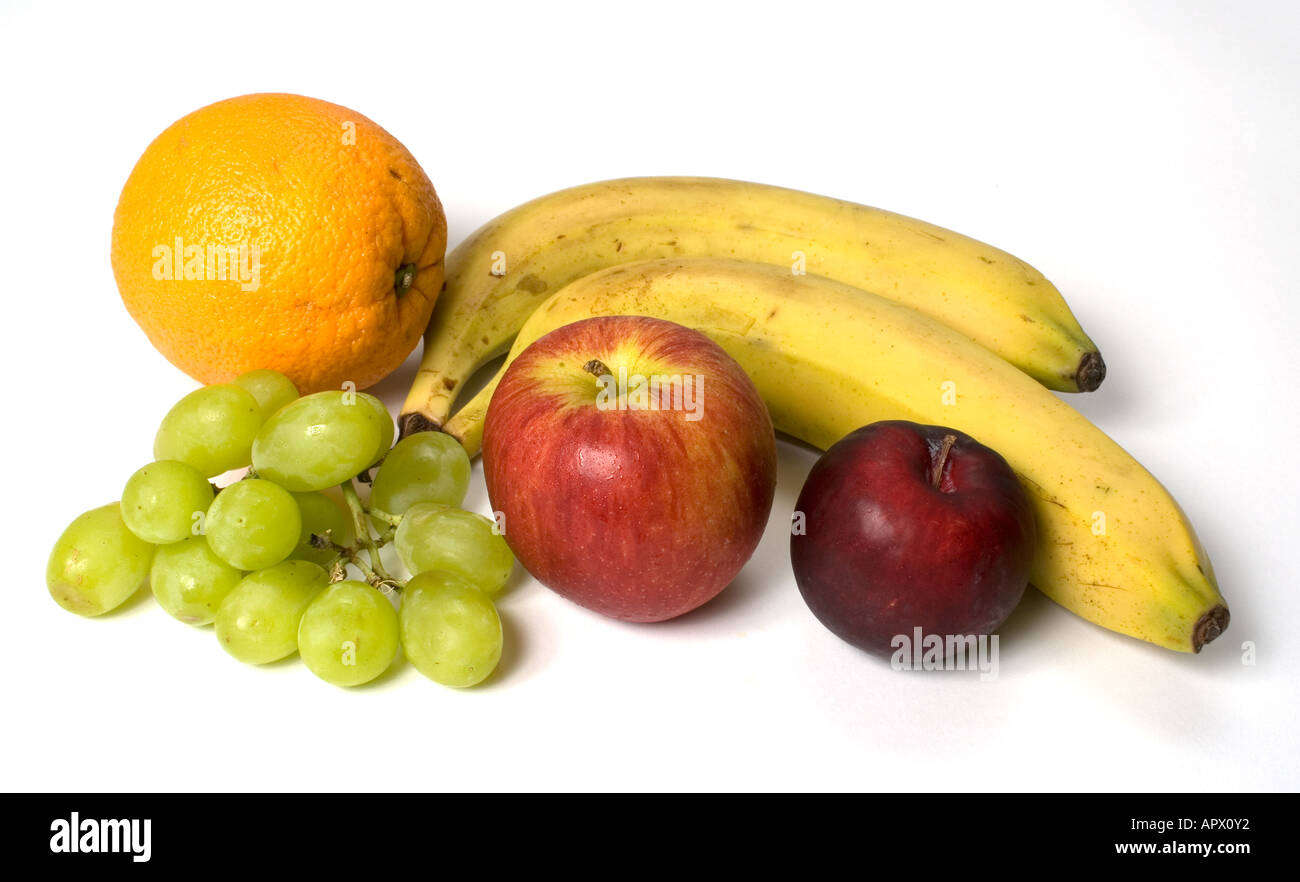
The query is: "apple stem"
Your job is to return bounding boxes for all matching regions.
[931,434,958,489]
[583,359,611,378]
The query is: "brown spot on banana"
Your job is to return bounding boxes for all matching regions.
[516,274,548,294]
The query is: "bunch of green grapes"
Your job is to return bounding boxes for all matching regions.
[47,371,515,691]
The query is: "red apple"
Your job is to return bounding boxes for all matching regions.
[790,421,1035,656]
[482,315,777,622]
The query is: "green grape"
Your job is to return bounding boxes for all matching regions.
[214,560,328,664]
[357,392,395,466]
[395,503,514,596]
[370,432,471,517]
[234,369,299,420]
[151,536,243,625]
[400,570,502,688]
[154,384,263,477]
[47,503,155,616]
[120,460,214,544]
[297,581,399,687]
[204,479,301,570]
[251,391,386,491]
[291,491,355,566]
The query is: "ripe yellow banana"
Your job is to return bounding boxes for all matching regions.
[399,177,1104,435]
[443,258,1226,654]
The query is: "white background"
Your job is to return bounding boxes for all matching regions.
[2,0,1296,792]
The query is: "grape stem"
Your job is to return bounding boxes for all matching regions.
[368,508,402,527]
[339,479,399,592]
[311,530,399,591]
[325,554,349,584]
[317,546,369,588]
[350,556,403,598]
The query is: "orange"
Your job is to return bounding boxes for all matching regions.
[111,93,446,393]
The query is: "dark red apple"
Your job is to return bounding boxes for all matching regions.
[482,315,777,622]
[790,421,1035,656]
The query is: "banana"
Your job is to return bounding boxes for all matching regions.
[399,177,1104,435]
[443,258,1226,654]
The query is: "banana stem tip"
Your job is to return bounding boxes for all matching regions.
[398,412,441,439]
[1192,605,1230,652]
[1076,351,1107,392]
